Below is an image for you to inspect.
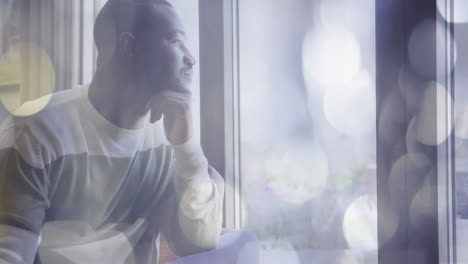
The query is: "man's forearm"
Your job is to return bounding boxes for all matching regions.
[172,137,218,218]
[166,137,225,256]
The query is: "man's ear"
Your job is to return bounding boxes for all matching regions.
[118,32,137,60]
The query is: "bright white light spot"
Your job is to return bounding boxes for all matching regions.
[264,142,328,204]
[408,20,457,79]
[342,195,377,251]
[323,70,375,135]
[437,0,468,23]
[302,27,361,87]
[413,82,453,146]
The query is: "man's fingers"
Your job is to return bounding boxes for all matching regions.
[149,98,191,123]
[149,95,191,112]
[146,89,193,124]
[160,97,192,117]
[146,89,194,144]
[147,92,190,108]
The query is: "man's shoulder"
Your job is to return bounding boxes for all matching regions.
[0,87,86,167]
[14,86,83,118]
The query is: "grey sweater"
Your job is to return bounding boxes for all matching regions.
[0,85,224,264]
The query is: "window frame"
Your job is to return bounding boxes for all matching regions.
[200,1,454,263]
[199,0,242,229]
[436,0,457,262]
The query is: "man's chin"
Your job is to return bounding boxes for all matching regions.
[144,80,191,95]
[169,80,192,94]
[170,86,192,95]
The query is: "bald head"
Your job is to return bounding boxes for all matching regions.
[93,0,173,67]
[92,0,194,95]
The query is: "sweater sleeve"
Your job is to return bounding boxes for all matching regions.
[0,123,50,234]
[0,123,50,263]
[159,136,224,257]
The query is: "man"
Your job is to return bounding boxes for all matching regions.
[0,0,224,263]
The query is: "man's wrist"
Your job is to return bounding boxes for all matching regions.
[171,136,202,157]
[171,136,207,171]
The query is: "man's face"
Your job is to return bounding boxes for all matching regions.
[137,4,195,95]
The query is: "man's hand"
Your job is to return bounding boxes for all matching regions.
[146,90,193,145]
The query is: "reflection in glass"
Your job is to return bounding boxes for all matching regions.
[239,0,376,263]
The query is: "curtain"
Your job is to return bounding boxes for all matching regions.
[0,0,106,114]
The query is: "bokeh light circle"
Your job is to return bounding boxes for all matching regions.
[342,195,377,251]
[263,142,329,204]
[383,153,433,246]
[409,171,438,228]
[413,81,453,146]
[0,42,55,116]
[302,26,361,87]
[323,70,375,136]
[437,0,468,23]
[389,153,432,205]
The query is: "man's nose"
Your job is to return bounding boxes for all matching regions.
[183,49,196,67]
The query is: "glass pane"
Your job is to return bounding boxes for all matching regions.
[239,0,377,263]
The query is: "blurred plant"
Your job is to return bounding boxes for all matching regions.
[241,142,376,251]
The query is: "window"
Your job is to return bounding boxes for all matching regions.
[1,0,462,263]
[238,0,377,262]
[201,0,460,263]
[201,0,377,262]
